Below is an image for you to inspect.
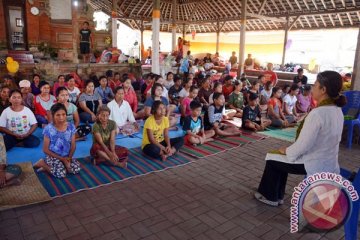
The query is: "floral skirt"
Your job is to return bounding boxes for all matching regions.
[44,155,81,178]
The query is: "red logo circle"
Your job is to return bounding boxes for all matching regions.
[301,182,350,231]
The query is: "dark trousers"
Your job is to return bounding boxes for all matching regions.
[143,137,184,159]
[35,114,48,126]
[257,160,306,201]
[79,112,95,123]
[4,134,40,151]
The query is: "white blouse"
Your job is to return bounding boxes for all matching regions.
[286,105,343,175]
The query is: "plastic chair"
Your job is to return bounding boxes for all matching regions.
[342,91,360,148]
[340,167,360,240]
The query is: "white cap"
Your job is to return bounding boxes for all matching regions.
[19,80,31,88]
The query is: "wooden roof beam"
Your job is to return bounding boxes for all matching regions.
[311,0,318,10]
[338,14,344,26]
[302,0,310,10]
[319,15,327,27]
[320,0,327,9]
[258,0,267,14]
[269,0,280,12]
[330,0,336,8]
[288,15,300,30]
[312,15,319,27]
[329,14,335,26]
[188,2,200,20]
[284,0,294,11]
[265,6,360,17]
[347,12,353,25]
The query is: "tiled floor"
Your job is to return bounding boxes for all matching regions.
[1,137,359,240]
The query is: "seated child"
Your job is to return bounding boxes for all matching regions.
[53,75,66,96]
[228,80,244,118]
[204,92,242,137]
[296,84,312,113]
[34,103,81,178]
[197,76,213,108]
[95,76,114,104]
[0,134,22,188]
[181,85,199,119]
[142,101,184,161]
[208,82,222,105]
[267,87,296,128]
[222,75,234,102]
[242,93,271,131]
[91,105,127,167]
[183,101,215,145]
[34,81,56,127]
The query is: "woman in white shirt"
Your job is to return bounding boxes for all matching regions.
[282,84,300,123]
[255,71,346,206]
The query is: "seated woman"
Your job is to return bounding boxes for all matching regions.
[95,76,114,104]
[204,92,242,137]
[142,101,184,161]
[147,75,169,100]
[198,76,213,109]
[34,81,57,127]
[267,87,296,128]
[0,134,22,188]
[107,86,138,135]
[52,75,66,96]
[122,75,138,114]
[181,85,199,119]
[0,86,10,115]
[296,85,312,114]
[178,78,193,103]
[283,84,301,123]
[55,87,91,140]
[164,72,174,90]
[19,80,34,111]
[30,74,41,96]
[208,82,222,105]
[78,80,102,123]
[143,83,178,128]
[255,71,346,206]
[90,105,127,167]
[65,74,81,105]
[260,81,273,104]
[34,103,81,178]
[0,90,40,150]
[168,75,183,106]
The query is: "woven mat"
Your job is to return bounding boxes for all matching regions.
[0,162,51,211]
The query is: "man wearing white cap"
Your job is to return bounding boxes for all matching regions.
[19,80,34,110]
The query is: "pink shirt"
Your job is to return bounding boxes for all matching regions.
[182,97,192,116]
[124,88,138,113]
[297,94,311,113]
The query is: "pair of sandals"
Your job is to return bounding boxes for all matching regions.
[254,192,284,207]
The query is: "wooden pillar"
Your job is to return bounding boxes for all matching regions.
[216,21,220,53]
[281,17,289,66]
[238,0,247,77]
[140,21,144,60]
[172,0,177,52]
[71,2,79,63]
[112,0,118,48]
[182,24,186,39]
[351,27,360,90]
[151,0,160,74]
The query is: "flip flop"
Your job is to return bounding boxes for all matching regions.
[254,192,279,207]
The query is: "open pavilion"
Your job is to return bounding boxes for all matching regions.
[1,1,360,240]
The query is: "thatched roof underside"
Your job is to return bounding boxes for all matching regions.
[88,0,360,33]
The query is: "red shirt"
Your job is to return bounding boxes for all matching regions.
[124,88,138,113]
[222,85,234,99]
[109,80,122,92]
[263,71,278,86]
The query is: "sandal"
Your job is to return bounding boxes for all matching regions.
[254,192,279,207]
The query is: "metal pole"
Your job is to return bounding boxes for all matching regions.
[172,0,177,52]
[151,0,160,74]
[238,0,247,77]
[281,17,289,67]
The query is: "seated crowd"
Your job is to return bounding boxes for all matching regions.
[0,69,314,186]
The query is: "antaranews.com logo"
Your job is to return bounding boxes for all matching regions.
[290,172,358,233]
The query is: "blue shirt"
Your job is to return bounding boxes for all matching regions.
[144,96,169,107]
[182,116,203,134]
[43,123,76,157]
[95,86,114,104]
